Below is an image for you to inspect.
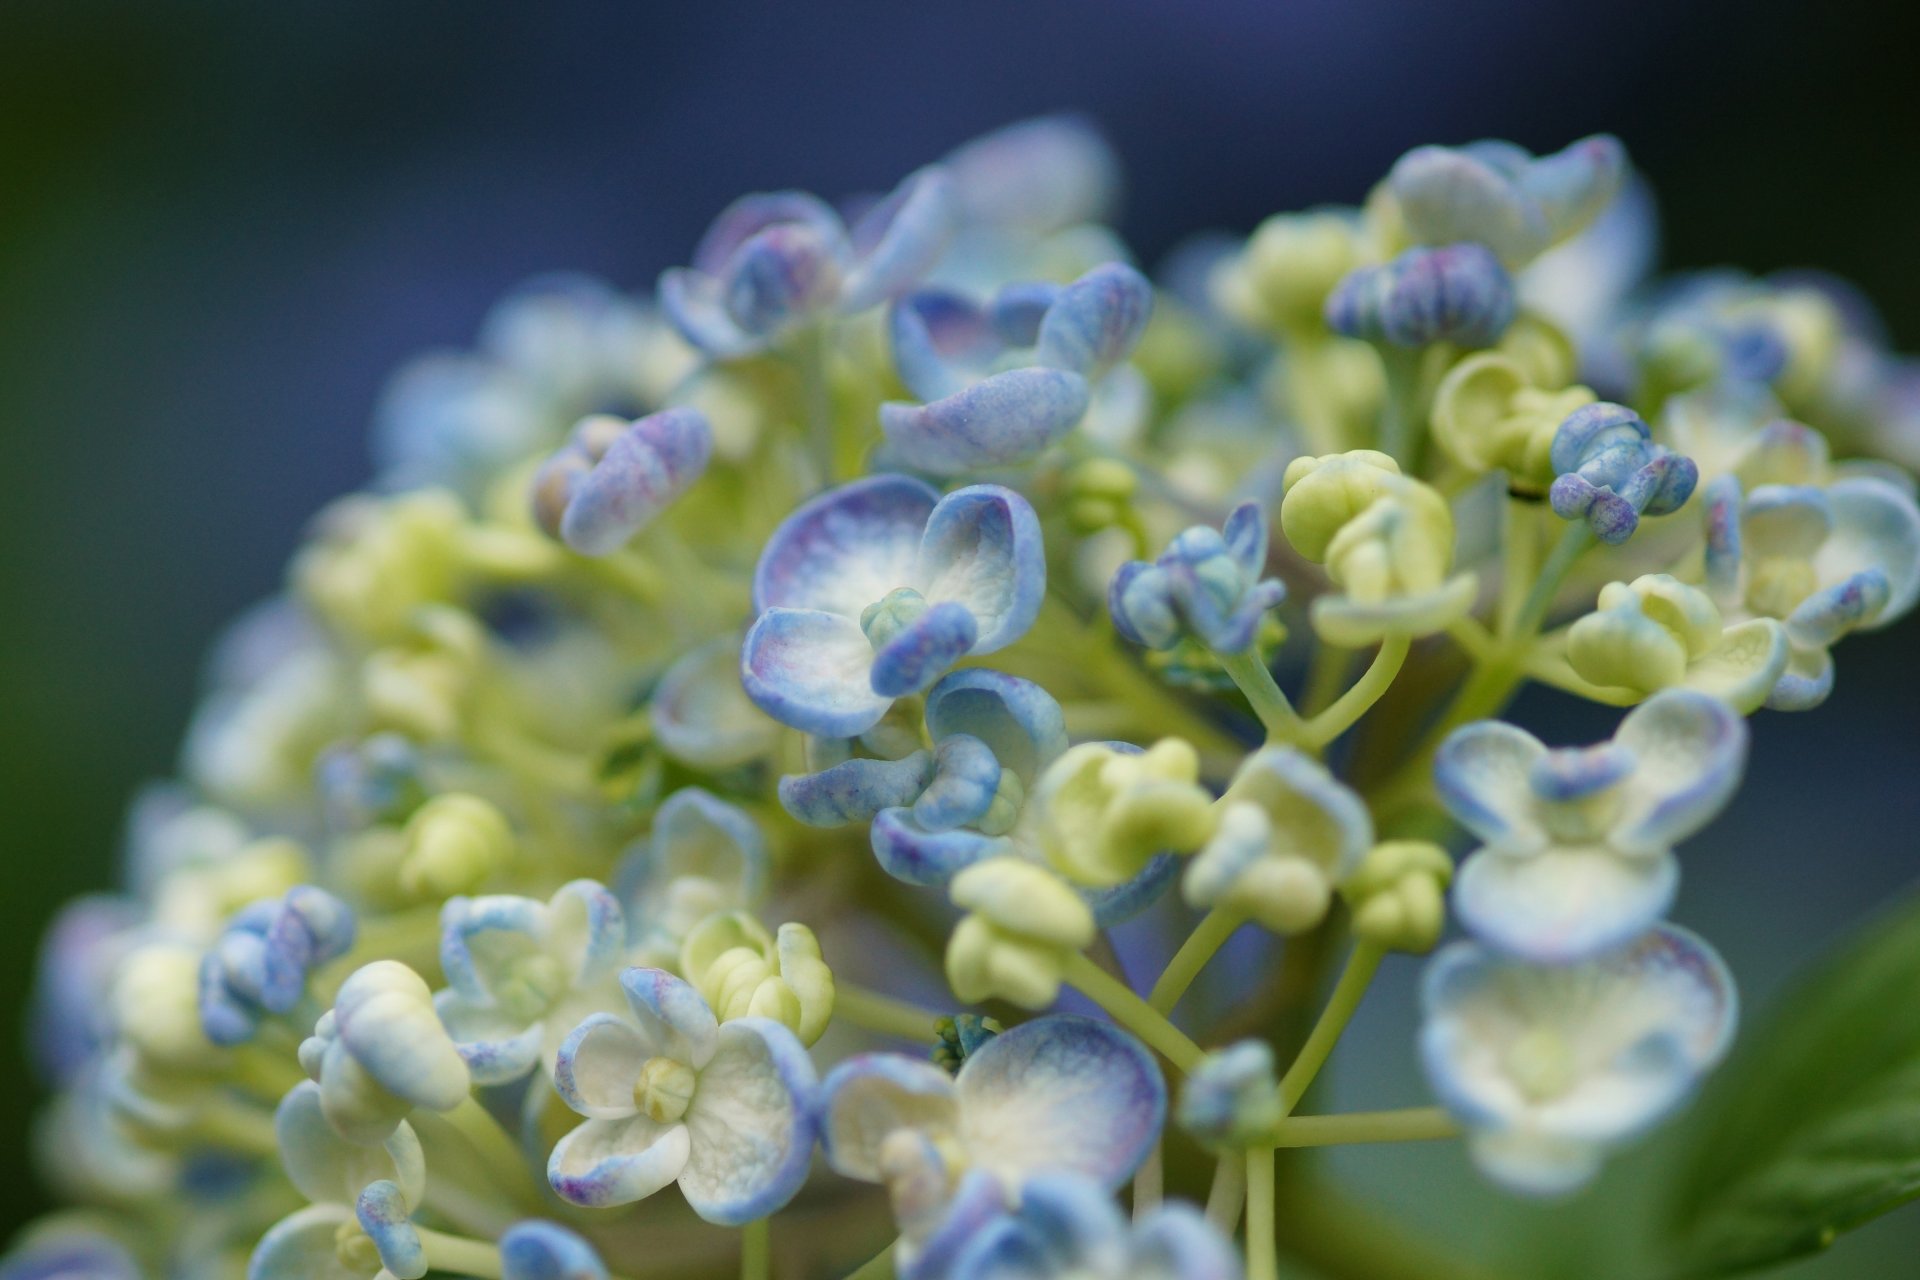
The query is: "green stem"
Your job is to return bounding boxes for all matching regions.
[1270,1107,1459,1147]
[1299,641,1354,718]
[1507,521,1595,642]
[1132,1142,1164,1218]
[1217,648,1308,745]
[1246,1145,1279,1280]
[796,321,837,484]
[833,985,941,1042]
[845,1242,898,1280]
[1061,953,1206,1074]
[195,1096,281,1156]
[439,1096,547,1214]
[1376,346,1424,469]
[415,1226,504,1279]
[1303,634,1411,749]
[1148,908,1245,1015]
[741,1218,771,1280]
[1498,496,1540,636]
[1205,1153,1246,1232]
[1277,941,1384,1112]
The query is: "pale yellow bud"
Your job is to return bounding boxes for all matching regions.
[1342,840,1453,953]
[1029,741,1216,887]
[1279,451,1402,561]
[399,793,512,900]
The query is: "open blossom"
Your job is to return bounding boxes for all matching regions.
[1420,925,1736,1195]
[546,968,816,1222]
[742,475,1045,738]
[1435,689,1746,962]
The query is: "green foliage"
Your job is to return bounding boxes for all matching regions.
[1665,889,1920,1276]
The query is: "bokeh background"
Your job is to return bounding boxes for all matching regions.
[4,1,1919,1274]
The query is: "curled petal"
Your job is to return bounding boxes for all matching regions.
[1818,476,1920,628]
[925,669,1070,785]
[917,485,1047,652]
[954,1015,1164,1189]
[355,1180,425,1280]
[870,602,980,698]
[659,268,757,359]
[652,637,779,770]
[1611,689,1747,855]
[871,808,1009,887]
[1433,721,1550,855]
[1766,644,1836,711]
[621,968,721,1071]
[275,1080,425,1207]
[547,1114,691,1208]
[553,1014,649,1118]
[891,290,1002,403]
[842,166,960,313]
[558,409,712,556]
[499,1221,610,1280]
[779,752,936,828]
[678,1018,819,1225]
[1390,146,1552,267]
[692,191,844,277]
[247,1206,360,1280]
[915,734,1003,831]
[881,368,1092,476]
[1033,263,1154,378]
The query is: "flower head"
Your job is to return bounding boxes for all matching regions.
[743,475,1044,737]
[1435,690,1746,962]
[547,968,816,1223]
[1420,926,1736,1195]
[1109,501,1286,654]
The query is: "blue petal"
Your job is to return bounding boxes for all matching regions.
[915,735,1003,831]
[944,114,1121,233]
[1084,853,1178,928]
[720,222,846,337]
[778,752,937,828]
[692,191,844,277]
[355,1180,425,1280]
[1134,1202,1246,1280]
[871,602,980,698]
[1220,502,1269,582]
[659,267,758,358]
[1109,560,1178,649]
[872,808,1009,886]
[754,474,940,617]
[881,368,1092,476]
[899,1168,1013,1280]
[917,485,1047,652]
[499,1221,610,1280]
[1517,134,1627,242]
[892,290,1003,403]
[843,166,960,313]
[953,1015,1164,1189]
[742,607,893,738]
[1033,263,1154,378]
[1389,144,1550,266]
[559,409,713,556]
[925,669,1070,785]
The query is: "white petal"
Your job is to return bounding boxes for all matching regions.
[678,1019,818,1225]
[547,1115,690,1208]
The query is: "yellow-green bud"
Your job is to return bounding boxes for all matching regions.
[114,943,224,1074]
[295,491,467,645]
[633,1056,699,1123]
[1342,840,1453,953]
[945,858,1095,1009]
[399,793,512,900]
[680,913,836,1046]
[1279,451,1402,561]
[1217,212,1366,334]
[1567,576,1722,693]
[335,1220,383,1274]
[1029,741,1216,887]
[1064,457,1141,535]
[1430,352,1594,487]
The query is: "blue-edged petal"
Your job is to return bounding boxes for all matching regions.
[261,886,356,1011]
[247,1206,360,1280]
[355,1180,425,1280]
[439,894,545,1003]
[1033,263,1154,379]
[660,267,757,359]
[1108,560,1174,649]
[644,787,768,902]
[559,409,713,556]
[1220,502,1268,582]
[916,485,1047,651]
[944,115,1121,233]
[843,166,959,314]
[692,191,844,277]
[779,751,936,828]
[499,1221,609,1280]
[1454,846,1679,963]
[954,1015,1163,1189]
[548,880,626,985]
[435,991,544,1085]
[720,222,846,337]
[620,968,719,1070]
[872,602,980,697]
[915,735,1003,831]
[1433,721,1550,854]
[819,1053,961,1182]
[1085,853,1178,928]
[872,808,1009,887]
[1390,145,1551,267]
[552,1013,647,1118]
[276,1080,425,1207]
[651,636,779,770]
[899,1167,1013,1280]
[754,474,940,617]
[881,368,1091,476]
[547,1114,691,1208]
[1766,644,1836,711]
[925,669,1069,785]
[892,290,1002,403]
[1610,689,1747,855]
[1817,476,1920,627]
[743,607,893,739]
[677,1017,819,1225]
[1516,135,1627,244]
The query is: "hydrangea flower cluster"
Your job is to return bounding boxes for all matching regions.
[16,118,1920,1280]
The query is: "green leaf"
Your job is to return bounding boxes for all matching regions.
[1664,887,1920,1277]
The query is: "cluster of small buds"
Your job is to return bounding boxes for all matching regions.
[18,113,1920,1280]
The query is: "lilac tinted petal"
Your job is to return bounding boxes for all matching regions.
[1766,644,1835,711]
[679,1018,819,1225]
[1389,146,1550,267]
[779,751,936,828]
[892,291,1002,403]
[435,991,544,1086]
[547,1114,691,1208]
[1433,721,1550,854]
[1611,689,1747,854]
[659,267,759,359]
[356,1180,425,1280]
[260,887,356,1011]
[819,1052,961,1182]
[925,669,1070,784]
[1820,476,1920,626]
[721,221,847,337]
[899,1168,1013,1280]
[1785,570,1889,650]
[1109,561,1176,649]
[549,880,626,986]
[842,166,960,313]
[1518,135,1627,242]
[881,368,1091,476]
[916,485,1047,652]
[439,894,544,1002]
[742,607,893,738]
[560,409,713,556]
[499,1221,610,1280]
[948,1220,1055,1280]
[955,1015,1164,1188]
[871,602,980,698]
[693,190,844,276]
[754,474,940,616]
[620,968,720,1070]
[1701,475,1743,605]
[1033,263,1154,378]
[1454,847,1678,963]
[990,282,1060,347]
[915,734,1003,831]
[872,809,1009,887]
[552,1013,648,1118]
[1134,1203,1247,1280]
[1220,502,1269,582]
[943,114,1121,233]
[1009,1173,1129,1263]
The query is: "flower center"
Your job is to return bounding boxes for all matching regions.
[1745,556,1819,620]
[860,587,928,650]
[496,953,567,1022]
[632,1056,698,1124]
[1505,1027,1580,1102]
[334,1219,383,1273]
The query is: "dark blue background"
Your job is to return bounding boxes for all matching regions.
[3,1,1917,1270]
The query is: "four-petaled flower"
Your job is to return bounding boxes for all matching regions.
[1434,689,1747,962]
[1420,925,1736,1196]
[616,787,769,962]
[1109,501,1287,655]
[547,968,817,1223]
[1387,135,1627,269]
[742,475,1045,738]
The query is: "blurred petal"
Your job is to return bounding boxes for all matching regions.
[819,1053,960,1182]
[881,368,1091,476]
[499,1221,609,1280]
[1033,263,1154,378]
[1611,689,1747,854]
[779,752,936,828]
[871,808,1009,887]
[1454,847,1678,963]
[1433,721,1550,854]
[843,166,959,313]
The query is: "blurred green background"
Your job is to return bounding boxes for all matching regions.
[3,1,1919,1274]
